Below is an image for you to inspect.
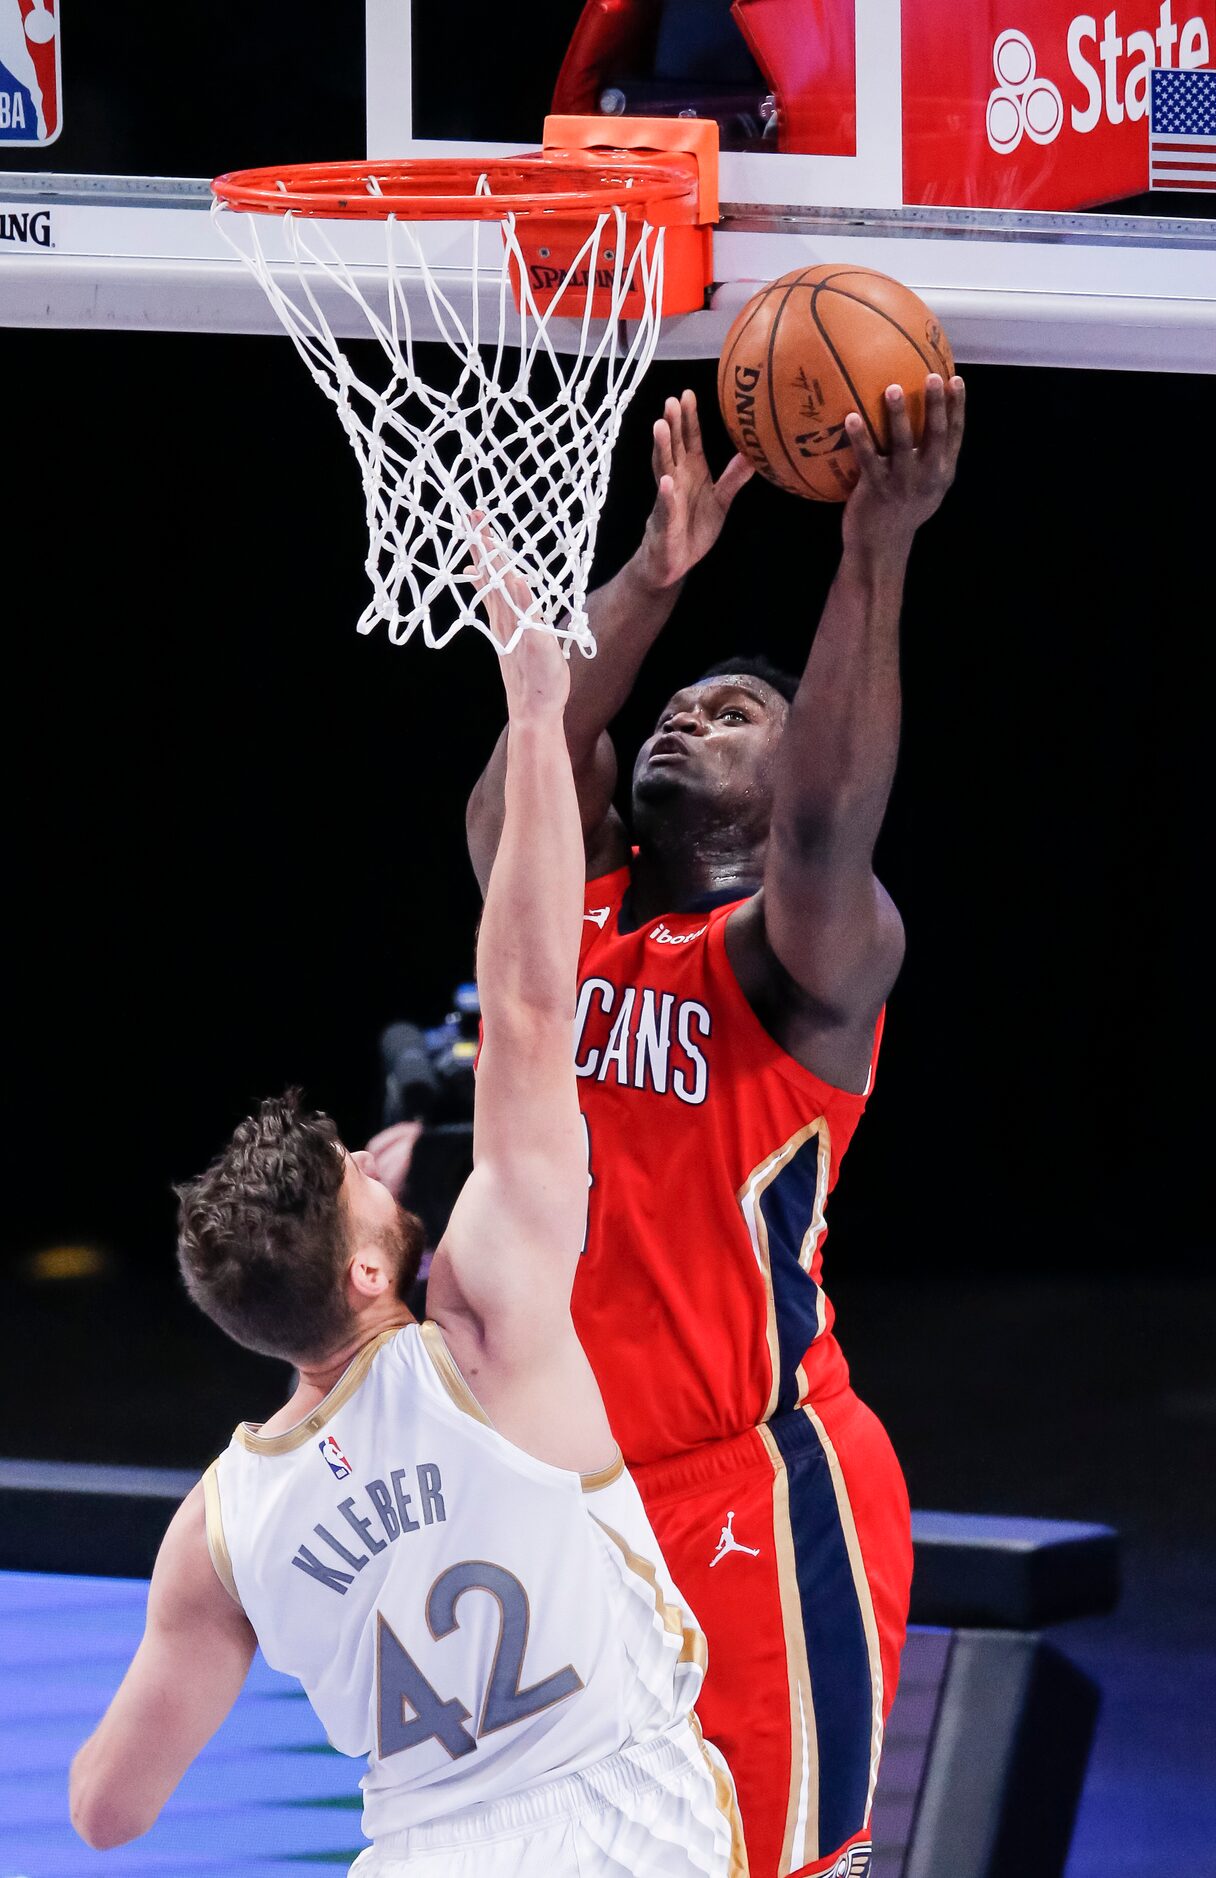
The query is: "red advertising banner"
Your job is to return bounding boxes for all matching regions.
[902,0,1216,207]
[554,0,1216,210]
[733,0,857,156]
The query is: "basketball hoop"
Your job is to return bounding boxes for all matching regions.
[211,118,717,655]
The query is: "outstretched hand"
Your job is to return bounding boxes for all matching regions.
[842,374,965,554]
[635,389,754,594]
[362,1120,423,1202]
[469,520,570,721]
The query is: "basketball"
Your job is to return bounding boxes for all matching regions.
[716,266,955,502]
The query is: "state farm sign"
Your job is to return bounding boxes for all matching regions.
[902,0,1215,207]
[569,0,1214,209]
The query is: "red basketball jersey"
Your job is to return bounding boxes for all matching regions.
[572,863,882,1467]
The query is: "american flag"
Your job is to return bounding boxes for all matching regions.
[1149,68,1216,192]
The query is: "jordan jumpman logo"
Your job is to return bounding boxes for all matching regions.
[709,1510,761,1567]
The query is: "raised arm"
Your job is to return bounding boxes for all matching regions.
[730,374,965,1092]
[429,560,597,1387]
[466,392,753,891]
[70,1483,256,1849]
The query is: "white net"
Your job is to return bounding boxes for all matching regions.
[213,195,667,655]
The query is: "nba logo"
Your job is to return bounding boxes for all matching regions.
[318,1434,352,1481]
[0,1,60,144]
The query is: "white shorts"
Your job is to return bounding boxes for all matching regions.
[349,1722,746,1877]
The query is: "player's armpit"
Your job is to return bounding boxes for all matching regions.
[467,727,626,895]
[726,876,904,1092]
[427,1167,617,1473]
[69,1483,256,1850]
[574,738,631,880]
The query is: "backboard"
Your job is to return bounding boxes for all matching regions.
[0,0,1214,371]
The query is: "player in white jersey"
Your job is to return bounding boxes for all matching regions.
[68,558,747,1877]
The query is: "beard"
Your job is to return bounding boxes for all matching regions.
[632,763,746,840]
[633,765,692,808]
[387,1203,427,1297]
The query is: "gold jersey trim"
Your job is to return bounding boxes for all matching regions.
[422,1323,625,1490]
[234,1325,400,1455]
[579,1448,625,1492]
[202,1461,242,1610]
[758,1422,821,1872]
[737,1118,831,1423]
[591,1516,708,1672]
[419,1320,493,1427]
[800,1400,886,1824]
[689,1713,751,1878]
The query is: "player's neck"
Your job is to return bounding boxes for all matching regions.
[292,1308,416,1402]
[629,826,764,922]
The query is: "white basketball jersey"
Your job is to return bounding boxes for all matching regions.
[204,1323,710,1840]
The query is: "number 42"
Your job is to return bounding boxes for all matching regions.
[376,1560,584,1760]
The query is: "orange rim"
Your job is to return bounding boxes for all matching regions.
[212,152,699,221]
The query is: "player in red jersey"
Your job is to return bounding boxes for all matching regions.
[467,375,965,1878]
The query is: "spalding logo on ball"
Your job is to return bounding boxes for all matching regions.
[717,266,955,502]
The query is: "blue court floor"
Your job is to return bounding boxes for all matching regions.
[6,1559,1215,1877]
[2,1571,365,1876]
[1059,1542,1216,1878]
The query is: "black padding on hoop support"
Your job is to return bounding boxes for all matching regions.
[0,1458,194,1578]
[908,1511,1119,1627]
[889,1631,1100,1878]
[0,1464,1120,1624]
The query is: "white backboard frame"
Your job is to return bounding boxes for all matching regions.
[0,0,1212,373]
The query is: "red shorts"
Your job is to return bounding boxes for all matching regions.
[632,1389,912,1878]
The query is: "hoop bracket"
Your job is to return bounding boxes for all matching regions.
[542,115,719,225]
[529,115,718,318]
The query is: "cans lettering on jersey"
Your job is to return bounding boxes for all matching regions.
[575,974,713,1106]
[571,867,881,1466]
[0,1,60,144]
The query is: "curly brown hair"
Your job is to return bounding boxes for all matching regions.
[174,1091,420,1363]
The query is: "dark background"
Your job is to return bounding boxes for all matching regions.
[4,343,1210,1307]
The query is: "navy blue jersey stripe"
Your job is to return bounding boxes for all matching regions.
[757,1132,825,1413]
[769,1408,872,1853]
